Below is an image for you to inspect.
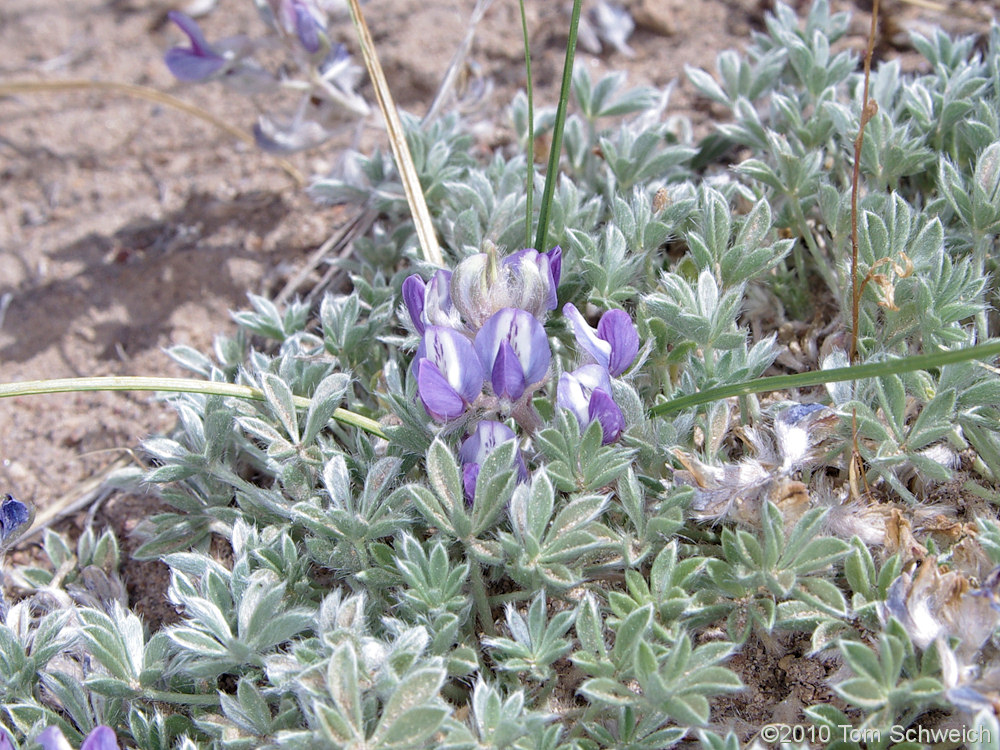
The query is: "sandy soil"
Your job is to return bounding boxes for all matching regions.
[0,0,996,731]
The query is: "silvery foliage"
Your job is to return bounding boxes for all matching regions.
[5,1,1000,747]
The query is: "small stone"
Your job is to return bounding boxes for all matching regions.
[629,0,676,36]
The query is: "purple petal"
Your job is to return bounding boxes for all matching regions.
[557,371,590,425]
[293,2,322,53]
[588,388,625,444]
[475,309,551,389]
[423,270,456,329]
[596,309,639,376]
[490,340,526,401]
[416,359,466,421]
[503,248,560,311]
[462,463,480,503]
[165,12,226,81]
[81,727,120,750]
[164,48,226,82]
[402,274,426,334]
[459,421,526,497]
[460,420,517,464]
[168,11,214,56]
[546,246,563,290]
[557,364,614,429]
[37,727,72,750]
[563,303,611,370]
[0,730,13,750]
[422,327,484,402]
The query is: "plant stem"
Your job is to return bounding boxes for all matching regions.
[789,196,840,299]
[345,0,443,266]
[849,0,880,365]
[519,0,535,249]
[488,589,533,606]
[650,339,1000,416]
[145,689,221,706]
[0,376,387,439]
[467,556,496,637]
[534,0,583,253]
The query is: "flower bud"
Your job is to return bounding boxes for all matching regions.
[451,245,562,330]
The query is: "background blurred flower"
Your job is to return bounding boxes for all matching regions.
[164,12,232,81]
[0,494,30,549]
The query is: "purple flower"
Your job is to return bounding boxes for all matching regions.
[164,12,228,82]
[402,270,459,335]
[563,303,639,377]
[0,494,30,546]
[0,730,13,750]
[557,364,625,444]
[416,327,484,421]
[37,726,119,750]
[474,309,551,402]
[459,421,528,500]
[451,246,562,330]
[291,1,323,53]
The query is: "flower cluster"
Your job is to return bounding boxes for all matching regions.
[404,244,638,498]
[404,246,562,427]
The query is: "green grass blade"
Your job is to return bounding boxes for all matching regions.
[519,0,535,249]
[650,340,1000,416]
[533,0,583,254]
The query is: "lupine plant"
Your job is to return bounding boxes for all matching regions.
[7,0,1000,748]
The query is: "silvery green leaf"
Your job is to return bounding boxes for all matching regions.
[471,439,517,536]
[260,372,300,443]
[427,439,465,517]
[238,575,311,651]
[685,65,728,106]
[168,627,229,658]
[907,388,956,450]
[612,604,651,667]
[302,373,350,445]
[83,676,140,699]
[371,666,447,749]
[834,676,885,709]
[579,677,635,706]
[327,644,363,738]
[78,607,139,683]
